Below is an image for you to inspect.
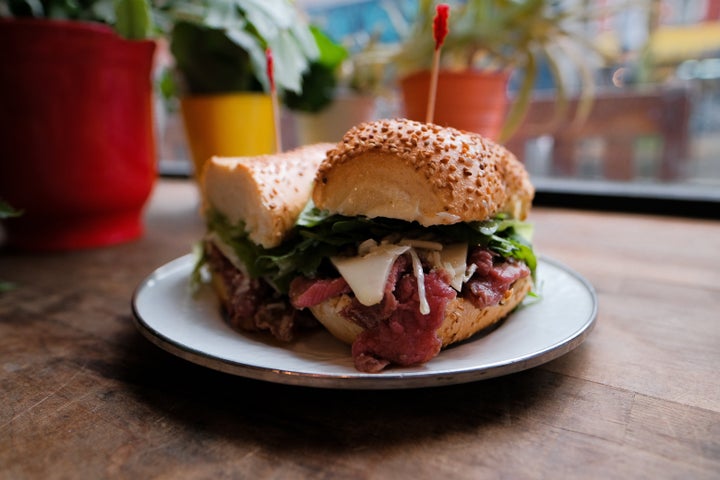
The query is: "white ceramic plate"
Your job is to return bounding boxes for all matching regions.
[132,255,597,389]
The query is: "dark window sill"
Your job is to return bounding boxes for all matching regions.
[533,178,720,219]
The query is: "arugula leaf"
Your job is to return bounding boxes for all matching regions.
[205,205,538,293]
[206,208,267,278]
[189,241,208,294]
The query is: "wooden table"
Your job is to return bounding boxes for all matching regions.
[2,179,719,479]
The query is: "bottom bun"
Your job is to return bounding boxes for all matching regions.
[310,275,533,348]
[209,270,232,312]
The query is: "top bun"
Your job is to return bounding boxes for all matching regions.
[313,118,534,225]
[201,143,334,249]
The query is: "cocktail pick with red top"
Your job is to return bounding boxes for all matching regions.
[266,48,282,153]
[426,3,450,123]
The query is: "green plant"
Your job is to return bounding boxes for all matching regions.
[345,36,395,96]
[397,0,612,141]
[284,27,397,113]
[2,0,318,96]
[164,0,318,95]
[1,0,154,39]
[283,26,348,113]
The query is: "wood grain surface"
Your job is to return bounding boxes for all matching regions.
[1,179,718,479]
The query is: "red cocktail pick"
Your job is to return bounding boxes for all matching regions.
[427,3,450,123]
[266,48,282,153]
[433,3,450,50]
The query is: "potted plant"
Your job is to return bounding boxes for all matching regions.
[0,0,158,251]
[163,0,318,174]
[285,28,396,146]
[396,0,602,142]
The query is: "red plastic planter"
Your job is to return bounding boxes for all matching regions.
[0,19,157,250]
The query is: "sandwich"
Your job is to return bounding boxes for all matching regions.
[287,119,537,372]
[199,119,537,374]
[198,143,335,341]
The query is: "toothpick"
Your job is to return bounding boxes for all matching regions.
[427,3,450,124]
[266,48,282,153]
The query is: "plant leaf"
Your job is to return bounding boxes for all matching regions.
[556,35,597,127]
[540,43,569,130]
[114,0,152,39]
[265,28,317,93]
[501,49,537,142]
[171,20,262,94]
[235,0,317,85]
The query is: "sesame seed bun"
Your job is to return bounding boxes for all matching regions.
[201,143,334,249]
[313,118,534,224]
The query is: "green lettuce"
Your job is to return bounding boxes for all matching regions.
[205,203,537,293]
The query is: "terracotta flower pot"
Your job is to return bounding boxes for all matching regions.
[400,70,510,141]
[0,19,157,251]
[180,93,276,177]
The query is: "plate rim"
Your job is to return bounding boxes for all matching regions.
[132,254,597,390]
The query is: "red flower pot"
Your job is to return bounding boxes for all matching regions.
[0,19,157,250]
[400,70,510,141]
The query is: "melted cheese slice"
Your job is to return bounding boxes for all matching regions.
[331,244,410,306]
[439,243,468,291]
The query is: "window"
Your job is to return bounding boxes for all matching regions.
[159,0,720,218]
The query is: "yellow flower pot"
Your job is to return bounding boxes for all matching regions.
[180,93,276,177]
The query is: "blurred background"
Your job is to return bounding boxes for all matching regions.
[154,0,720,214]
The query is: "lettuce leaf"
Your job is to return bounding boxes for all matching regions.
[205,204,537,293]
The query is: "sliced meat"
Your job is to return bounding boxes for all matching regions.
[351,271,456,373]
[289,276,351,309]
[207,243,317,341]
[340,255,408,329]
[283,244,530,372]
[465,254,530,309]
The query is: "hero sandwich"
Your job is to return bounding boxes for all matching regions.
[199,119,537,373]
